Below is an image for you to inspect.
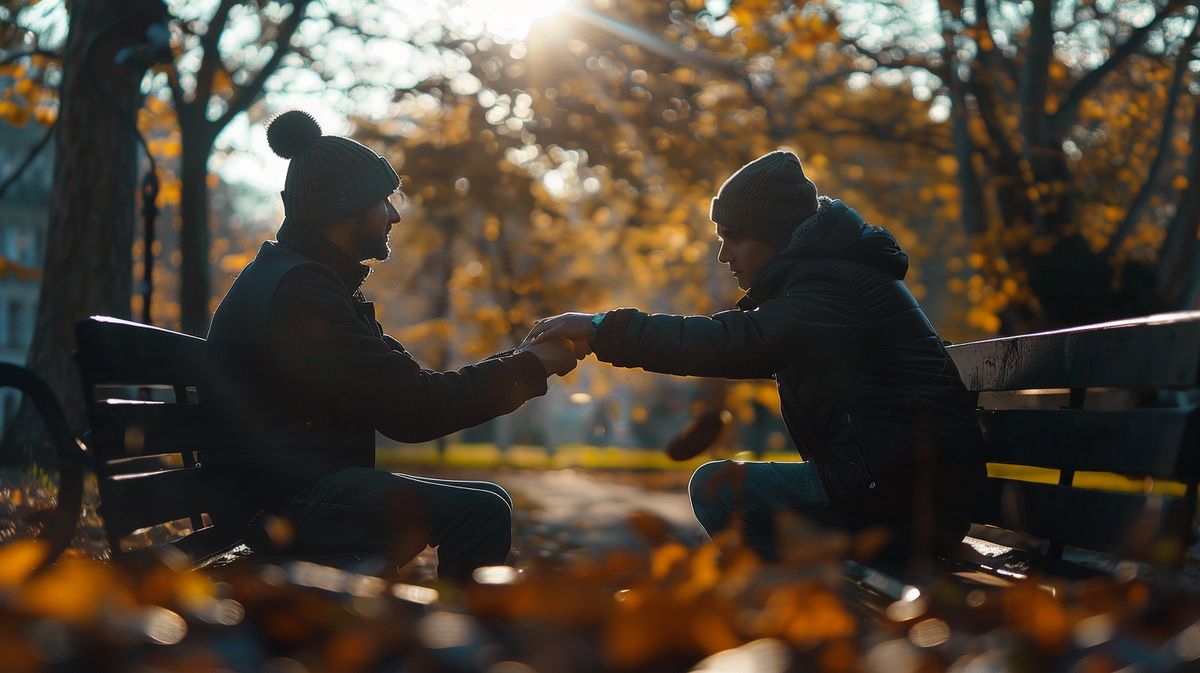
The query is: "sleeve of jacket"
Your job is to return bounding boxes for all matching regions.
[270,264,549,443]
[591,279,862,379]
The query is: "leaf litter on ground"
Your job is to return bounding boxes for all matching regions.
[1,466,1199,673]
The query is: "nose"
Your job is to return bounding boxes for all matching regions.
[717,239,732,265]
[386,198,401,224]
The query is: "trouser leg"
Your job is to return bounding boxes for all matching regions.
[402,474,514,510]
[253,466,512,580]
[688,459,842,560]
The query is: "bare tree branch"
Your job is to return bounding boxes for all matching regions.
[0,47,58,66]
[841,37,947,81]
[1105,11,1200,258]
[216,0,312,130]
[1156,99,1200,305]
[1051,1,1190,136]
[939,0,986,234]
[190,0,237,112]
[0,117,55,198]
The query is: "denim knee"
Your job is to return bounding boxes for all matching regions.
[689,460,735,535]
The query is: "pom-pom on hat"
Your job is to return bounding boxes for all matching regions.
[266,110,400,227]
[710,150,818,250]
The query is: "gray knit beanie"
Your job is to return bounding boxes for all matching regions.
[709,150,818,250]
[267,110,400,227]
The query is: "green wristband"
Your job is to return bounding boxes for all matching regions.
[591,312,607,329]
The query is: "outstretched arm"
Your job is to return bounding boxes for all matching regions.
[530,281,862,380]
[271,265,573,443]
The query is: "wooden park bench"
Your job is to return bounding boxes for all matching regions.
[68,315,248,566]
[946,311,1200,576]
[851,311,1200,597]
[6,312,1199,579]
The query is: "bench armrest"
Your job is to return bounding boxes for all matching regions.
[0,363,90,567]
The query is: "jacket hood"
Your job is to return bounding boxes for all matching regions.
[741,197,909,305]
[782,196,909,278]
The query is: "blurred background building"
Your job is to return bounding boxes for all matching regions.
[0,122,51,437]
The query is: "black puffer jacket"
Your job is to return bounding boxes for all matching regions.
[592,198,985,546]
[205,221,549,509]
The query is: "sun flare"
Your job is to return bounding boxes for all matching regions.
[458,0,567,41]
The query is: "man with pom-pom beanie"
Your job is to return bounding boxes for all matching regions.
[205,111,580,580]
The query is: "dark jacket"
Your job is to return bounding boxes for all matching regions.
[204,220,548,508]
[592,197,985,545]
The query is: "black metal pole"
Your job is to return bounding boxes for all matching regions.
[140,169,158,325]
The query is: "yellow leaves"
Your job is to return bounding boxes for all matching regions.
[750,583,856,645]
[1174,175,1189,191]
[219,251,254,274]
[936,155,958,176]
[0,100,22,126]
[211,68,234,96]
[967,306,1001,333]
[1004,581,1070,652]
[148,136,181,159]
[33,106,56,126]
[13,78,33,97]
[158,179,182,207]
[728,6,757,28]
[16,559,120,625]
[787,41,817,60]
[0,540,47,587]
[483,214,501,241]
[672,67,695,84]
[934,182,959,202]
[1079,98,1106,122]
[652,542,690,579]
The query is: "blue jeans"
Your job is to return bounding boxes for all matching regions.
[689,459,842,560]
[246,466,512,580]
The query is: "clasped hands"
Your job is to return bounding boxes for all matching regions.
[514,312,599,377]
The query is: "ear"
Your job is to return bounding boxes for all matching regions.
[321,216,359,254]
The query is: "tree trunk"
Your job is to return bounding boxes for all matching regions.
[178,126,215,336]
[1,0,155,465]
[1158,101,1200,308]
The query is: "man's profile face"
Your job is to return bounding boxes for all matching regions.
[715,224,780,291]
[357,195,402,261]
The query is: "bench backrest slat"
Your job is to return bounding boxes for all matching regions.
[99,467,239,542]
[74,316,239,560]
[947,311,1200,563]
[979,407,1198,479]
[75,315,208,387]
[974,478,1193,555]
[88,400,227,460]
[949,311,1200,391]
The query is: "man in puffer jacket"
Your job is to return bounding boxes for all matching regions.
[527,150,985,561]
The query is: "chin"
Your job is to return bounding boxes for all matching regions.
[370,243,391,261]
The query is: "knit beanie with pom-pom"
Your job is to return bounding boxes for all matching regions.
[266,110,400,227]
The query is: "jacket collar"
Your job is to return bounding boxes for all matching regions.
[275,218,371,293]
[736,197,860,310]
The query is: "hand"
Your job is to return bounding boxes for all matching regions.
[525,312,598,345]
[521,337,579,377]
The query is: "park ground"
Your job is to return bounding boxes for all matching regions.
[3,457,1200,672]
